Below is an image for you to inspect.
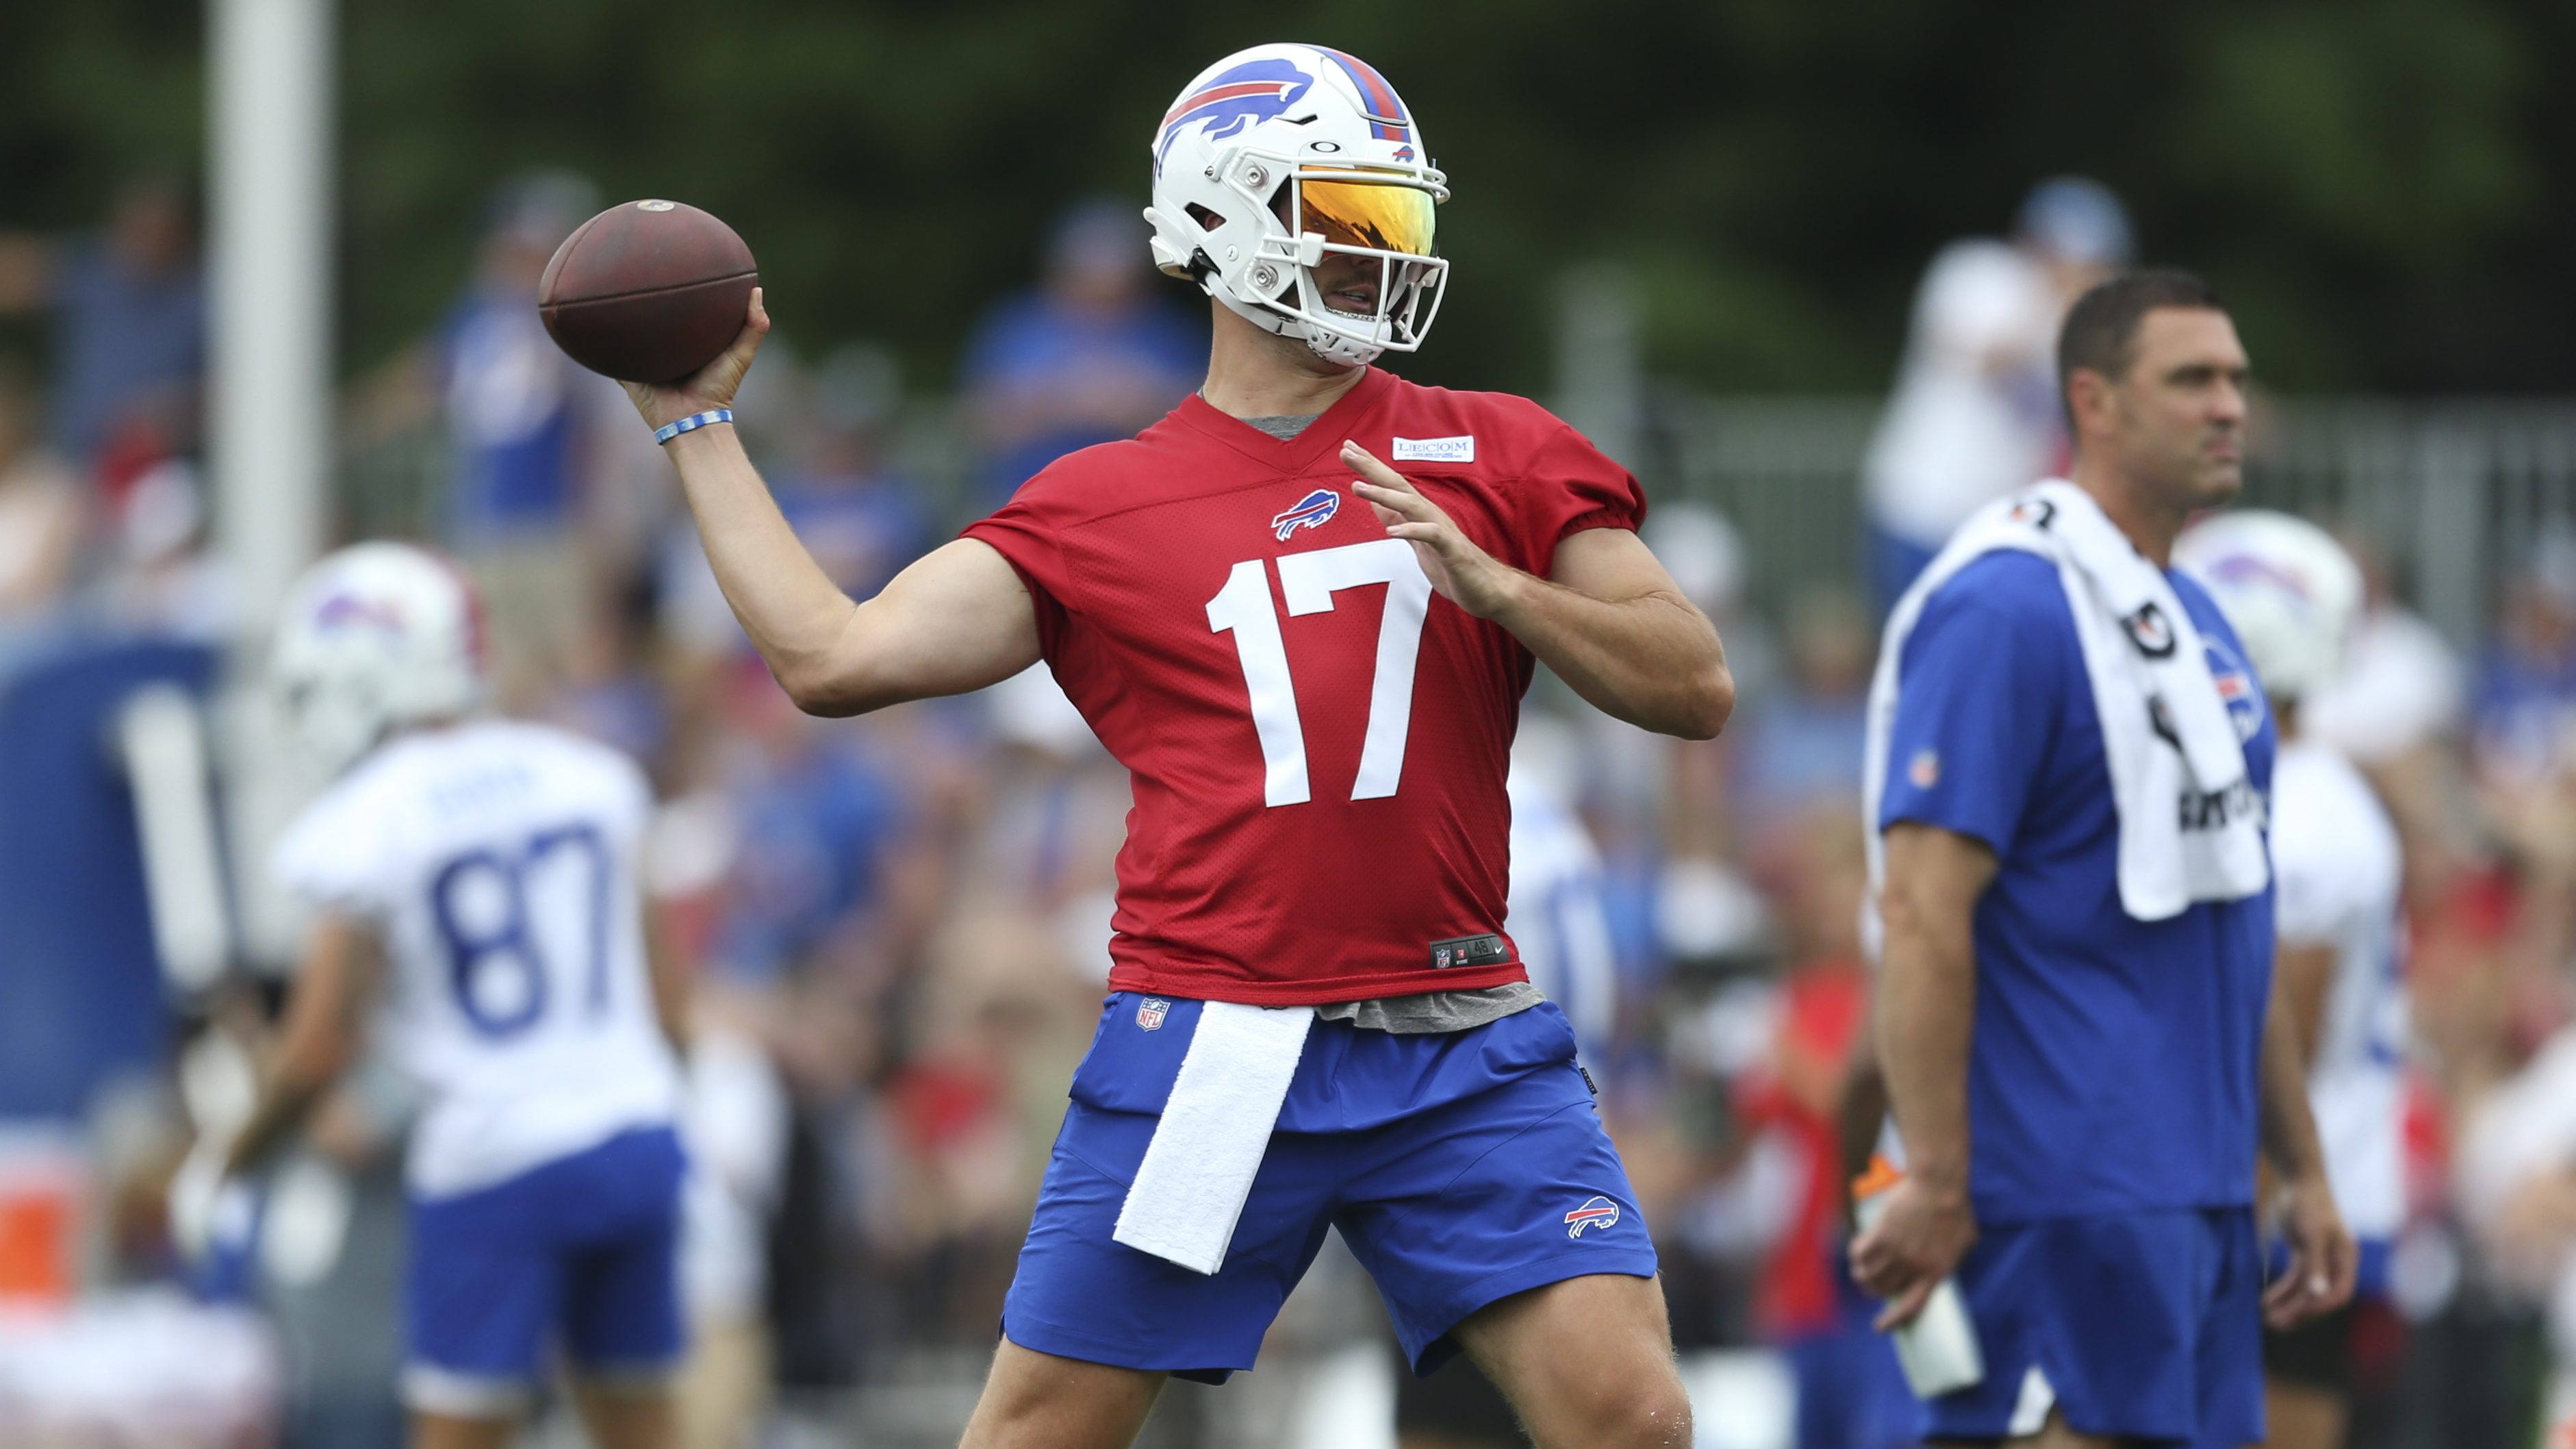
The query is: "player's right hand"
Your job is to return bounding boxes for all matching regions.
[1850,1174,1978,1331]
[622,287,771,432]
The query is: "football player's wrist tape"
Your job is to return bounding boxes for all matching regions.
[654,408,732,445]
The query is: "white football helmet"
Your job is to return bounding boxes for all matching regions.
[2173,510,2364,703]
[1145,42,1449,366]
[271,542,487,770]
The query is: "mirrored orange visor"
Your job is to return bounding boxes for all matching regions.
[1299,177,1437,257]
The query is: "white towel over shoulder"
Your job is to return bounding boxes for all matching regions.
[1863,480,2269,924]
[1112,1001,1315,1275]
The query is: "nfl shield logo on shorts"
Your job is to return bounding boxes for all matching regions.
[1563,1196,1621,1238]
[1136,998,1171,1031]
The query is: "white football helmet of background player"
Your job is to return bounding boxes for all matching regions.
[2174,509,2365,703]
[272,542,486,770]
[1145,42,1449,366]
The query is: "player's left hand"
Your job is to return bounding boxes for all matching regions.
[1343,440,1524,619]
[2264,1172,2357,1328]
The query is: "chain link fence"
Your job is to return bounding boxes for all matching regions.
[1623,392,2576,645]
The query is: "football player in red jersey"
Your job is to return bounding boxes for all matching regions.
[624,43,1731,1449]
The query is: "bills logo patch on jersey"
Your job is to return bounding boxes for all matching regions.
[2206,638,2267,742]
[1564,1196,1622,1238]
[1136,998,1171,1031]
[1271,488,1340,542]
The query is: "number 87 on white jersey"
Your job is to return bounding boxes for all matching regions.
[272,718,679,1200]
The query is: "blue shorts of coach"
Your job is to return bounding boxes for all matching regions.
[1001,995,1659,1383]
[403,1125,687,1415]
[1926,1206,2263,1448]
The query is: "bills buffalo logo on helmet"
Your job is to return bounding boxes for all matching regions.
[1136,998,1171,1031]
[2122,601,2178,659]
[1271,488,1340,542]
[1156,58,1314,174]
[314,592,407,633]
[2203,552,2313,603]
[1564,1196,1622,1238]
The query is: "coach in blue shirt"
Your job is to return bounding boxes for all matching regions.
[1852,271,2354,1448]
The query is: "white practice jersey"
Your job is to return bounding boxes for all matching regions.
[2269,738,2408,1241]
[273,720,680,1199]
[1505,768,1619,1059]
[1861,238,2064,548]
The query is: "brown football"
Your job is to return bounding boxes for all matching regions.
[537,199,757,383]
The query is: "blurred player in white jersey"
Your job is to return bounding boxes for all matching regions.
[177,542,689,1449]
[1504,720,1619,1059]
[2177,511,2405,1449]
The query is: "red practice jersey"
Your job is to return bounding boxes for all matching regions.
[962,367,1644,1005]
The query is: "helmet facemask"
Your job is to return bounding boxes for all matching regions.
[1253,165,1447,364]
[1158,152,1449,368]
[277,662,393,775]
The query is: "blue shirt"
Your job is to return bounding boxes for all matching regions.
[2471,639,2576,782]
[1733,686,1870,829]
[52,245,206,466]
[958,292,1203,500]
[715,737,909,983]
[773,473,934,601]
[1878,551,2276,1224]
[441,293,583,540]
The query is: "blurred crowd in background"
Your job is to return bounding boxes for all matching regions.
[12,158,2576,1449]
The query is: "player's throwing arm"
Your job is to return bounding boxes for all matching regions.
[617,297,1728,740]
[624,291,1043,714]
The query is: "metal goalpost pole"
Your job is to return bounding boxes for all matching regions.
[207,0,335,971]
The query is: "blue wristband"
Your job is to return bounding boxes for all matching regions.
[654,408,733,445]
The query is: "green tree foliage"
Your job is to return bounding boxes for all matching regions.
[3,0,2571,395]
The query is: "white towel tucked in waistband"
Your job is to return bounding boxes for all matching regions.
[1865,480,2270,924]
[1113,1001,1316,1274]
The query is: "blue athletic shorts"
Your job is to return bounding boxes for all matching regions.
[403,1124,687,1413]
[1783,1258,1924,1449]
[1002,994,1658,1383]
[1925,1206,2262,1447]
